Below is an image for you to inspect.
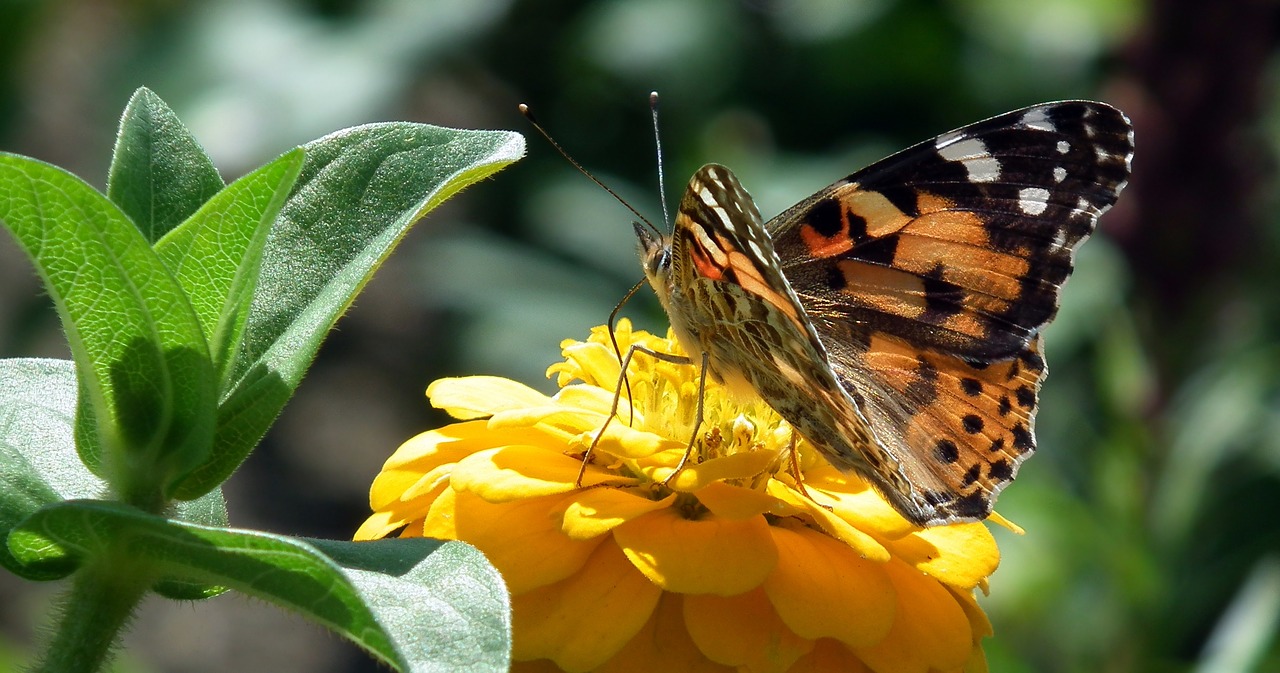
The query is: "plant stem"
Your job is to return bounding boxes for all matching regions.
[34,557,149,673]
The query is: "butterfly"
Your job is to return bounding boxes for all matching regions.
[635,101,1134,526]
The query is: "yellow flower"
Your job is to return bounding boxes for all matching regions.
[357,320,999,673]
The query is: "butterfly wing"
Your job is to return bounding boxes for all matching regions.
[770,101,1134,521]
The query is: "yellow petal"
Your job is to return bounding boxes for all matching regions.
[444,490,604,595]
[805,466,918,539]
[988,511,1024,534]
[512,539,661,671]
[591,422,684,460]
[785,639,875,673]
[763,526,895,649]
[487,404,604,434]
[422,485,460,539]
[555,384,632,417]
[353,509,405,541]
[561,489,675,540]
[366,471,448,536]
[767,481,890,562]
[613,507,777,595]
[373,421,499,484]
[558,340,623,389]
[684,588,813,672]
[658,450,779,492]
[596,593,735,673]
[947,585,994,641]
[852,560,974,673]
[428,376,552,420]
[887,523,999,590]
[451,446,632,503]
[695,481,788,521]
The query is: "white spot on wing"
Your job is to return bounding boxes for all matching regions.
[1018,187,1050,216]
[1021,107,1056,132]
[698,185,734,230]
[691,220,727,265]
[937,136,1000,183]
[1051,227,1067,250]
[1053,166,1067,183]
[1056,140,1070,154]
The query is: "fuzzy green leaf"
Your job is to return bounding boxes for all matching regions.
[154,149,304,383]
[8,501,510,672]
[172,124,525,500]
[0,358,227,585]
[107,87,225,243]
[0,155,217,504]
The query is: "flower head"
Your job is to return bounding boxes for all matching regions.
[358,321,999,672]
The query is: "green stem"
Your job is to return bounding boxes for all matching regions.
[34,558,149,673]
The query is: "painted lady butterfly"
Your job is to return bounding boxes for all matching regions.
[635,101,1134,526]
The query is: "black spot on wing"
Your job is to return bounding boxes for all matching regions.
[988,459,1013,480]
[1015,385,1036,409]
[922,264,965,318]
[935,439,960,464]
[804,198,845,238]
[1011,423,1035,453]
[848,233,899,266]
[951,492,991,519]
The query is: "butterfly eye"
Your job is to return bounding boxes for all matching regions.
[646,248,671,274]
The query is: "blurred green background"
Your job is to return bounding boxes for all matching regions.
[2,0,1278,671]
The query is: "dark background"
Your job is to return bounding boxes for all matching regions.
[2,0,1279,671]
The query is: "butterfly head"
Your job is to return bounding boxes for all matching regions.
[635,222,675,300]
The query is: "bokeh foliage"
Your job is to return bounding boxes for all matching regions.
[2,1,1278,672]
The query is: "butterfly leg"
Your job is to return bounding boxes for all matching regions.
[660,351,710,486]
[574,343,700,488]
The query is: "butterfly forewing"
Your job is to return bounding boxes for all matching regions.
[640,101,1134,526]
[772,102,1133,360]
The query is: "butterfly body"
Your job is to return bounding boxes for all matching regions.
[636,101,1134,526]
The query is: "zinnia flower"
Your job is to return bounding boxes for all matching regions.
[357,320,1000,672]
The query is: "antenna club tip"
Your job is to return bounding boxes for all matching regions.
[518,103,537,122]
[649,91,660,102]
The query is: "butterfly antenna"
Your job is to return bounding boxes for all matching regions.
[649,91,672,229]
[519,103,661,235]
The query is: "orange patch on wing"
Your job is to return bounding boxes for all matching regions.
[938,312,988,340]
[843,186,912,237]
[799,221,854,258]
[835,261,928,319]
[727,250,802,326]
[689,240,726,281]
[907,207,990,249]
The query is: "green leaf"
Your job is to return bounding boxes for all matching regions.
[107,87,225,243]
[0,359,101,579]
[0,358,228,586]
[8,501,511,672]
[0,155,217,506]
[172,124,525,499]
[154,149,304,383]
